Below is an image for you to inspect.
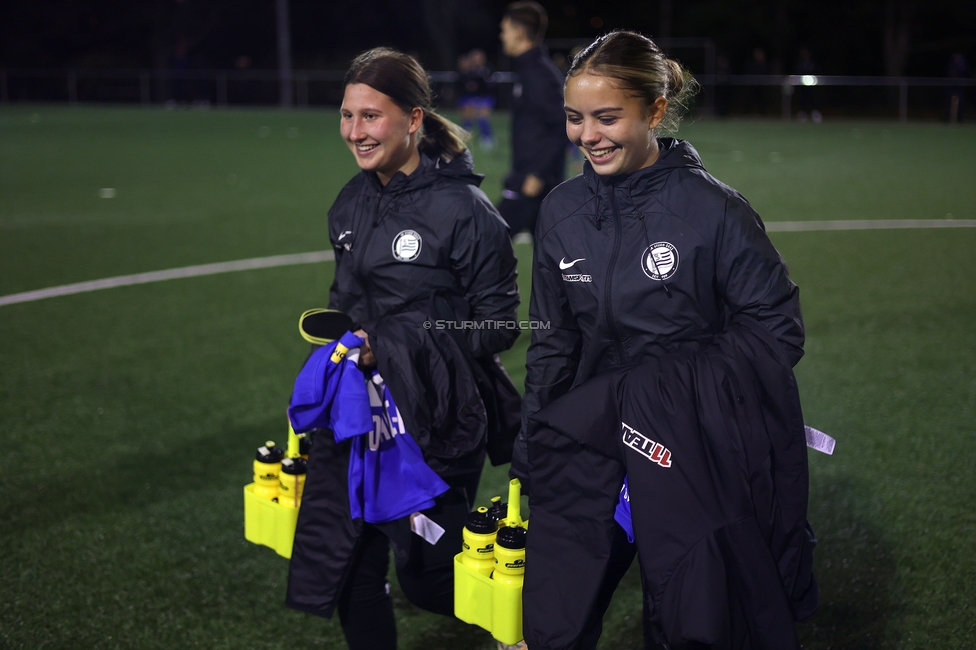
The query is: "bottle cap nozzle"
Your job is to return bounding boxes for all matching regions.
[505,478,522,528]
[465,507,495,534]
[256,441,284,462]
[496,524,527,549]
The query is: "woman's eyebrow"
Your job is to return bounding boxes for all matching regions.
[564,105,623,114]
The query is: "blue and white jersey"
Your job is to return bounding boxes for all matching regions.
[346,371,449,524]
[287,332,448,524]
[366,372,408,449]
[288,331,372,436]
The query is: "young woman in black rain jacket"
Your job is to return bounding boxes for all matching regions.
[514,31,818,650]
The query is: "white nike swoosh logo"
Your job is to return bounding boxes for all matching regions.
[338,231,353,241]
[559,257,585,270]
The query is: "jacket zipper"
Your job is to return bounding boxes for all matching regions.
[606,191,628,364]
[355,189,383,320]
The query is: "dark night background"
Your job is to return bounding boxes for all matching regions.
[1,0,973,77]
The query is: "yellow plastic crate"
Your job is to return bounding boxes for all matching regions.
[453,553,523,645]
[243,483,299,559]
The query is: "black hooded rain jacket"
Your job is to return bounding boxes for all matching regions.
[513,137,804,477]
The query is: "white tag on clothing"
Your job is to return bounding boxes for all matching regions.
[805,425,836,455]
[410,512,446,545]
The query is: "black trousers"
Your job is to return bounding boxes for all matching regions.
[336,471,482,650]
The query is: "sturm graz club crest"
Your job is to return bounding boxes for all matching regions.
[392,230,422,261]
[641,242,678,280]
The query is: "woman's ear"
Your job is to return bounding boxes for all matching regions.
[647,97,668,130]
[408,107,424,135]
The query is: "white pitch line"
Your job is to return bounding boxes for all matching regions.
[1,218,975,308]
[766,219,976,232]
[0,250,334,307]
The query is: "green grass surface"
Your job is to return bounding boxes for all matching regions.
[1,106,975,649]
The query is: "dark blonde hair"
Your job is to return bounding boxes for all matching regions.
[345,47,467,161]
[569,31,699,133]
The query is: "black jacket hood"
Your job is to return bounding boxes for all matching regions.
[582,137,706,228]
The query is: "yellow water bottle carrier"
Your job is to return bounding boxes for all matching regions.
[243,308,351,558]
[243,424,307,558]
[454,478,528,646]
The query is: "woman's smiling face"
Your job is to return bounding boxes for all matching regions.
[340,83,422,185]
[564,72,667,177]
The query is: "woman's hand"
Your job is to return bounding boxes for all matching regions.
[521,174,544,198]
[354,329,376,368]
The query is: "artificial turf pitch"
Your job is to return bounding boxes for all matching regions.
[1,106,974,649]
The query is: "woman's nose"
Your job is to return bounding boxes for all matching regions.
[580,120,601,145]
[346,118,365,141]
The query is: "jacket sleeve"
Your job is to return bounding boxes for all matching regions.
[450,189,521,357]
[512,236,583,481]
[715,195,805,366]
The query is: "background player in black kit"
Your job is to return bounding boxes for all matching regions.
[498,1,567,241]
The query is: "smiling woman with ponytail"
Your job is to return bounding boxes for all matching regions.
[340,47,467,178]
[285,47,521,650]
[515,30,816,649]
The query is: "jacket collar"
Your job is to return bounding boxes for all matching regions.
[582,137,705,222]
[514,45,549,68]
[364,149,483,195]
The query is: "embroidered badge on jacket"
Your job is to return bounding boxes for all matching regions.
[641,242,678,281]
[392,230,422,261]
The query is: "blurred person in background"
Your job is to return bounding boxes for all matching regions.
[714,53,733,117]
[742,46,770,116]
[499,1,567,243]
[945,52,970,123]
[794,46,822,123]
[285,47,520,650]
[513,30,818,649]
[457,48,498,148]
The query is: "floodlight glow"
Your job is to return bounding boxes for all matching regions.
[801,75,818,86]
